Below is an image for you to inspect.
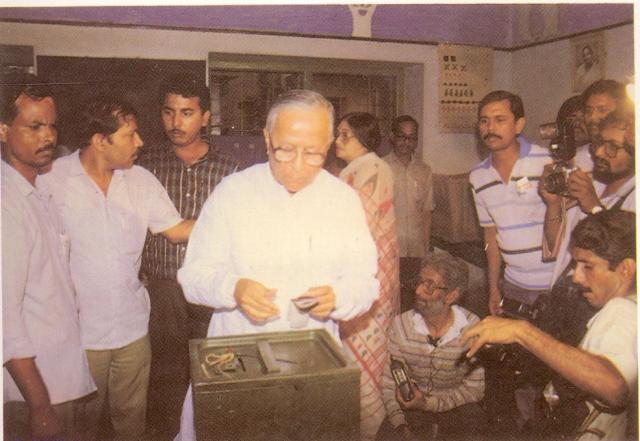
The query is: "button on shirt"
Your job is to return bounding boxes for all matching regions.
[2,162,95,404]
[383,152,435,258]
[38,151,183,350]
[138,143,237,279]
[177,163,380,342]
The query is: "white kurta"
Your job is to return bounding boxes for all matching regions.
[175,162,379,440]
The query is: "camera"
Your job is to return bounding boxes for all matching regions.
[539,118,578,195]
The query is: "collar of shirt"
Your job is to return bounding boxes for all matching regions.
[2,160,35,197]
[482,136,531,170]
[412,305,469,347]
[594,175,635,205]
[166,140,214,166]
[66,149,126,182]
[388,150,421,167]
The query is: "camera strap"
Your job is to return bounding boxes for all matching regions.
[609,186,634,211]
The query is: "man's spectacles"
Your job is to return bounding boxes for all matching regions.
[271,146,326,167]
[412,277,448,294]
[590,140,629,159]
[394,133,418,143]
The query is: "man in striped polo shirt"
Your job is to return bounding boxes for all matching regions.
[469,90,553,431]
[138,75,237,436]
[470,90,554,316]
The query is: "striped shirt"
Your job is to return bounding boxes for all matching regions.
[469,138,554,290]
[381,306,485,428]
[139,142,238,279]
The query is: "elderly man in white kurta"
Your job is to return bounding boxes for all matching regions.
[175,90,379,440]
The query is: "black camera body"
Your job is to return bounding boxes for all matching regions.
[541,119,578,195]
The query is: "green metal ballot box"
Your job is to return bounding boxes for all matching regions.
[190,329,360,441]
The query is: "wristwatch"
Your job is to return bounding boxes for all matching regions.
[590,205,604,215]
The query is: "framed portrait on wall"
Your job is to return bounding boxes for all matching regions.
[572,32,606,93]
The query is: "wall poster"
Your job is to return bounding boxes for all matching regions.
[438,44,493,134]
[571,32,606,93]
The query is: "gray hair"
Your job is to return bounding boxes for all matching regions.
[265,89,335,140]
[421,252,469,297]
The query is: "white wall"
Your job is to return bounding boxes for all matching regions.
[0,22,633,174]
[514,23,634,145]
[1,21,490,174]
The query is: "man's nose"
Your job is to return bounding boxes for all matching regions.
[171,113,182,128]
[42,124,56,144]
[135,132,144,149]
[292,149,305,170]
[572,266,585,285]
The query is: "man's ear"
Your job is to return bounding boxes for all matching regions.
[515,117,526,135]
[616,258,636,282]
[445,288,461,306]
[0,122,8,143]
[263,128,271,155]
[90,133,108,152]
[201,110,211,128]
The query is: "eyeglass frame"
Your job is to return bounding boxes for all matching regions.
[392,133,418,143]
[589,139,631,159]
[335,129,356,144]
[411,276,448,294]
[269,144,327,167]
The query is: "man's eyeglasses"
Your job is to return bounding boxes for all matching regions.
[271,146,326,167]
[393,133,418,143]
[412,277,448,294]
[589,140,629,159]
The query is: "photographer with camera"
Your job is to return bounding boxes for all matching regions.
[378,253,485,441]
[463,210,637,441]
[541,99,635,290]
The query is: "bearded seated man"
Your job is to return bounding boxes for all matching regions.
[378,252,486,441]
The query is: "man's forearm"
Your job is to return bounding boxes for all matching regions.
[542,200,564,257]
[5,358,52,411]
[162,219,195,244]
[515,321,629,408]
[484,227,502,302]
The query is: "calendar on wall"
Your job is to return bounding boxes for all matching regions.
[438,44,493,133]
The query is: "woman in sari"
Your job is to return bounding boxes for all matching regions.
[335,112,401,440]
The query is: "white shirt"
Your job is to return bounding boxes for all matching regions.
[177,162,380,341]
[2,162,95,404]
[383,152,434,258]
[578,296,637,440]
[38,151,183,350]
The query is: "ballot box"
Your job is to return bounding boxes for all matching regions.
[190,329,360,441]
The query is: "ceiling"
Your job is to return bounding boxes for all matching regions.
[0,4,633,49]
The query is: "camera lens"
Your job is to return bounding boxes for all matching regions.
[544,171,568,195]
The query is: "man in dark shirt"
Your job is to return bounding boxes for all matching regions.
[138,75,237,436]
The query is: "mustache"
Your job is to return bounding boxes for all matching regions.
[169,129,185,136]
[483,134,501,141]
[593,158,610,170]
[35,144,55,155]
